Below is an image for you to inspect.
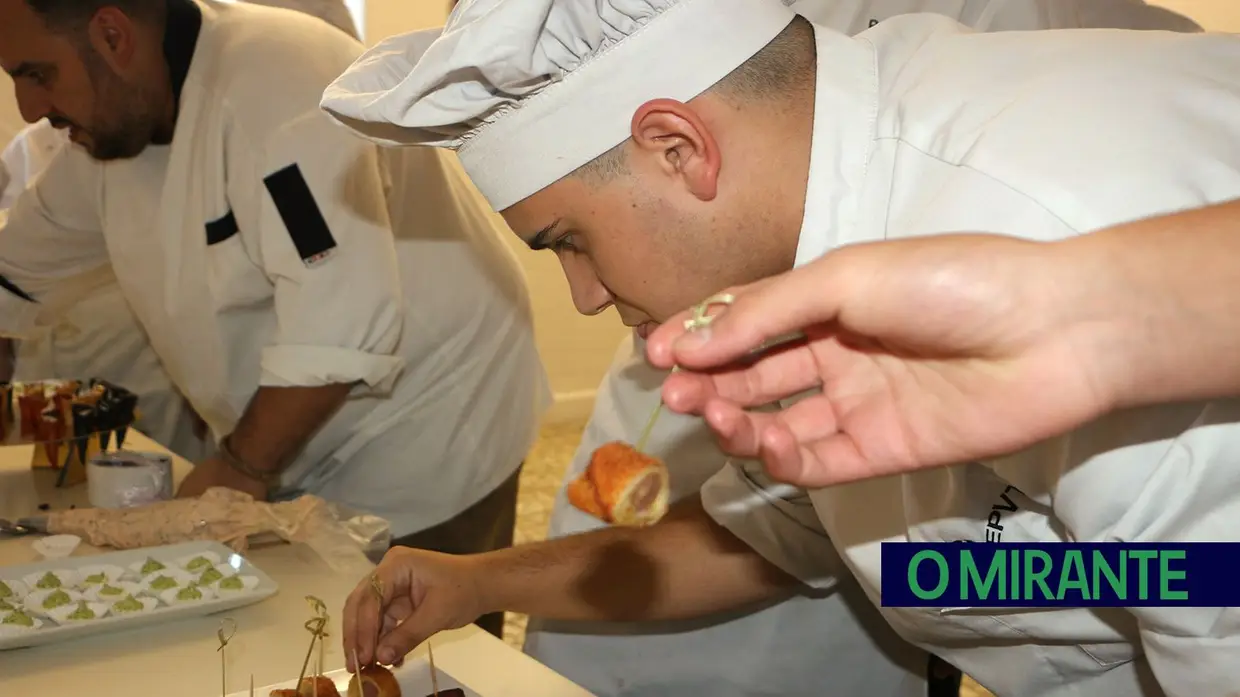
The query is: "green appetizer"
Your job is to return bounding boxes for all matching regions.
[2,611,34,627]
[139,558,165,575]
[0,599,13,612]
[112,596,144,614]
[218,576,244,591]
[35,572,61,590]
[67,601,96,621]
[97,584,126,598]
[148,575,179,591]
[0,580,13,599]
[175,585,203,602]
[42,590,71,610]
[82,572,107,585]
[198,567,224,585]
[183,556,213,573]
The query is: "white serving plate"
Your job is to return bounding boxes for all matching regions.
[0,540,277,650]
[232,655,481,697]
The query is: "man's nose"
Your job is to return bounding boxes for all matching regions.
[562,260,612,316]
[14,85,51,124]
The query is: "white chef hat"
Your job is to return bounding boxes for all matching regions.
[321,0,798,211]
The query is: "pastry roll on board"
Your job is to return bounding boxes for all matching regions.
[567,441,670,527]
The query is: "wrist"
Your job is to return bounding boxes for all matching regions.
[218,434,280,489]
[1049,233,1144,413]
[467,551,520,617]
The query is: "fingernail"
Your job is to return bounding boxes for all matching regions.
[675,327,710,352]
[378,648,394,664]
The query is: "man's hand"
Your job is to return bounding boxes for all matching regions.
[343,547,486,671]
[647,233,1128,488]
[175,456,269,500]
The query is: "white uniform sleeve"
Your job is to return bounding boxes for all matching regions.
[228,107,404,392]
[1042,408,1240,694]
[0,146,109,337]
[702,461,842,589]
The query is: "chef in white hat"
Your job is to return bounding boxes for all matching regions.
[513,2,1201,695]
[328,1,1240,695]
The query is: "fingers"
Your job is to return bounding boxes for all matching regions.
[692,394,841,460]
[343,559,401,672]
[375,602,450,665]
[648,259,846,371]
[660,343,824,413]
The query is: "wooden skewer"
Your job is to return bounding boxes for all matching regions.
[249,675,254,697]
[427,640,440,697]
[635,293,735,453]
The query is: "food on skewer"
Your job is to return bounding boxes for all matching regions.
[566,441,670,527]
[346,664,401,697]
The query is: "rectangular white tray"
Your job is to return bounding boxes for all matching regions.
[234,656,481,697]
[0,540,277,650]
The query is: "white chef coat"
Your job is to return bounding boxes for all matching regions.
[242,0,360,39]
[524,3,1201,696]
[0,121,206,461]
[703,15,1240,697]
[0,0,549,538]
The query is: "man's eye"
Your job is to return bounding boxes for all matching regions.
[552,234,578,252]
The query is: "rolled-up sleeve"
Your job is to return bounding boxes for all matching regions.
[0,147,109,338]
[1051,404,1240,695]
[702,461,842,589]
[237,109,404,392]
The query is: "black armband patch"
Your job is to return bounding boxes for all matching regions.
[205,209,239,245]
[263,164,337,267]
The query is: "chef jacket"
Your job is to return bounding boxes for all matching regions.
[703,14,1240,697]
[0,0,549,537]
[0,121,206,460]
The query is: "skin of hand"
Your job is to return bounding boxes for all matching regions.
[174,456,269,500]
[645,232,1134,487]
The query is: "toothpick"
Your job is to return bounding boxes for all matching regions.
[636,293,734,453]
[217,618,237,697]
[428,640,440,697]
[249,675,254,697]
[298,596,329,690]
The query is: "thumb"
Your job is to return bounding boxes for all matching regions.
[374,604,449,665]
[669,256,847,370]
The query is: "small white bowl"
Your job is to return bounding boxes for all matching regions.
[21,569,78,593]
[159,584,215,606]
[128,556,174,579]
[107,595,159,616]
[212,574,260,594]
[32,534,81,560]
[0,611,44,636]
[0,579,29,603]
[138,569,194,596]
[84,581,143,603]
[47,600,111,624]
[22,588,84,617]
[174,551,223,575]
[75,564,126,589]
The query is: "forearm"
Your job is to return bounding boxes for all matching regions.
[474,496,799,623]
[1066,199,1240,408]
[227,384,353,473]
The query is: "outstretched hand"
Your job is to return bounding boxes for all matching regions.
[646,233,1126,487]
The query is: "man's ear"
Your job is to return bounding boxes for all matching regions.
[86,8,139,71]
[629,99,721,202]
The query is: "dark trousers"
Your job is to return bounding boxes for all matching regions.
[928,655,963,697]
[388,465,521,638]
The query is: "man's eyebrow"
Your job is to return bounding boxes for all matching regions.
[526,219,561,251]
